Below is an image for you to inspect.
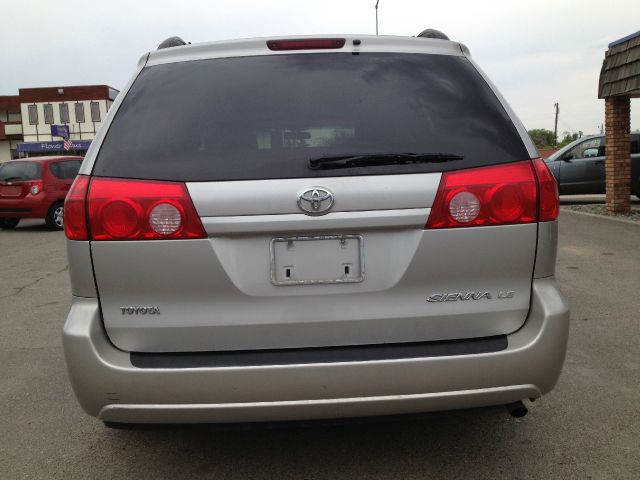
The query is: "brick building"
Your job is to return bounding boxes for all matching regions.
[0,85,119,162]
[598,31,640,214]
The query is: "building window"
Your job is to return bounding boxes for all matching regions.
[43,104,54,124]
[28,105,38,125]
[90,102,101,122]
[75,103,85,123]
[59,103,70,124]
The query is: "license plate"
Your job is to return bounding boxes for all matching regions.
[0,186,22,197]
[270,235,364,285]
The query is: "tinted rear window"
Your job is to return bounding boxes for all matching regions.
[49,160,82,179]
[94,53,528,181]
[0,161,42,181]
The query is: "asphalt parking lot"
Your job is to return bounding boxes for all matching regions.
[1,211,638,479]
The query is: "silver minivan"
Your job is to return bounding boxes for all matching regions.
[62,33,569,427]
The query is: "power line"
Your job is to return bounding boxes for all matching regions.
[558,117,577,133]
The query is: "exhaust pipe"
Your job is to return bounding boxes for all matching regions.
[505,400,528,418]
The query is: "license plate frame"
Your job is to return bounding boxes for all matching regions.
[270,234,365,286]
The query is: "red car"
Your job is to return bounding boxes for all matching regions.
[0,156,83,230]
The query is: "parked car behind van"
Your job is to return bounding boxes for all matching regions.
[545,133,640,197]
[62,33,568,427]
[0,156,83,230]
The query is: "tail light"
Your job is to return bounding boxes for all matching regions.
[267,38,346,51]
[87,178,206,240]
[426,159,558,229]
[532,158,560,221]
[64,176,206,241]
[29,180,44,195]
[64,175,90,240]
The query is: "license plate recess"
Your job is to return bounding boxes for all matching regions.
[0,186,22,197]
[270,235,364,285]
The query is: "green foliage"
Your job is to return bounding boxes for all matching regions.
[528,129,584,148]
[557,131,583,148]
[528,129,556,148]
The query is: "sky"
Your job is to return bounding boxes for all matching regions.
[2,0,639,135]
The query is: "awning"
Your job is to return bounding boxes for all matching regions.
[17,140,92,153]
[598,30,640,98]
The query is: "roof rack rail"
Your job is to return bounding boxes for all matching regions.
[417,29,449,40]
[157,36,188,50]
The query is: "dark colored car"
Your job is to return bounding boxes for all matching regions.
[545,133,640,196]
[0,156,83,230]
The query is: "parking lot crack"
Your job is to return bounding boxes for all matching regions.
[0,265,69,299]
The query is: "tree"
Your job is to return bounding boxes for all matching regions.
[557,130,583,148]
[528,128,584,148]
[528,129,556,148]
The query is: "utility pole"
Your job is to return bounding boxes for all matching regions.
[375,1,380,35]
[553,103,559,145]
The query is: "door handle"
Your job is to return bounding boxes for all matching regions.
[595,160,604,166]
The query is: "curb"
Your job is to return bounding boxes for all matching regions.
[560,207,640,226]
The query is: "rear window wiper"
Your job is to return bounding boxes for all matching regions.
[308,152,463,170]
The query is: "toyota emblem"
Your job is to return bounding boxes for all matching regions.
[297,187,334,215]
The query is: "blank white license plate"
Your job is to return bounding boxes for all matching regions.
[270,235,364,285]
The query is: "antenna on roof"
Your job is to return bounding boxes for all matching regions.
[157,36,187,50]
[375,1,380,35]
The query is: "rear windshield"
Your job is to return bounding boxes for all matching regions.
[94,53,528,181]
[0,161,42,181]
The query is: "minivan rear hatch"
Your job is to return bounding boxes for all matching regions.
[87,47,537,352]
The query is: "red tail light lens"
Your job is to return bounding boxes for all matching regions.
[426,161,538,229]
[532,158,559,221]
[267,38,346,51]
[64,175,90,240]
[87,178,206,240]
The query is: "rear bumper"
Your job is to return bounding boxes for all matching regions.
[62,278,569,424]
[0,194,50,218]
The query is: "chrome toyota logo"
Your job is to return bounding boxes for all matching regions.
[297,187,334,215]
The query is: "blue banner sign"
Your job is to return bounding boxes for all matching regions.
[17,140,92,153]
[50,125,70,138]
